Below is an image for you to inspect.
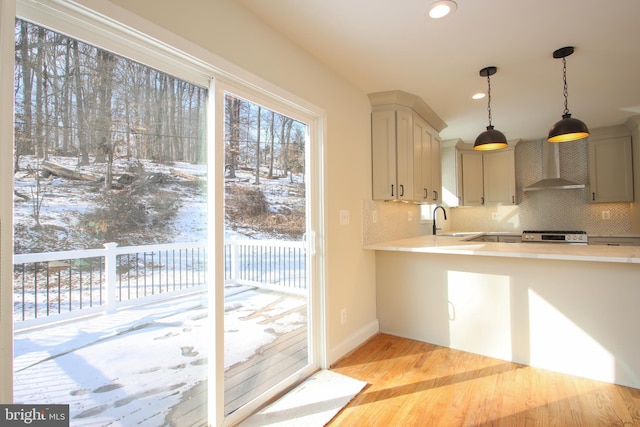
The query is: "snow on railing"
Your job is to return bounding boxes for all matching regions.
[13,241,208,328]
[14,239,306,328]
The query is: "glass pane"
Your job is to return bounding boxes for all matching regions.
[12,19,209,425]
[223,93,310,415]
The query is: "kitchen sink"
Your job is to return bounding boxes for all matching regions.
[437,232,480,237]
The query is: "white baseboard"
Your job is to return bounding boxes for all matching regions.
[327,319,379,366]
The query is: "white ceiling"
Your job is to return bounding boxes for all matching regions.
[237,0,640,142]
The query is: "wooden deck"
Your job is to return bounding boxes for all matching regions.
[165,292,309,426]
[225,323,308,415]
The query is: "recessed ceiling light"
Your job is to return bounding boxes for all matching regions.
[427,0,457,19]
[472,93,486,100]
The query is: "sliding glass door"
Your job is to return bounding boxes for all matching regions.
[222,90,319,420]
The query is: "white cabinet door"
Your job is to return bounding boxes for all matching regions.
[589,136,633,202]
[430,134,442,204]
[412,115,432,202]
[484,149,516,205]
[460,151,485,206]
[458,146,517,206]
[371,108,414,200]
[395,109,414,200]
[371,110,397,200]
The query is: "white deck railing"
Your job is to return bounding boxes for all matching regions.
[13,239,306,329]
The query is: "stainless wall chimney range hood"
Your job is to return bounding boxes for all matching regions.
[523,141,585,192]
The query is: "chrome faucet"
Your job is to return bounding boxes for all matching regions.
[432,205,447,235]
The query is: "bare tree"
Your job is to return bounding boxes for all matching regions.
[225,95,241,178]
[267,110,275,178]
[14,19,208,170]
[254,106,262,184]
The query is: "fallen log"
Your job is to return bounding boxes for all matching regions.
[170,168,205,182]
[41,161,104,182]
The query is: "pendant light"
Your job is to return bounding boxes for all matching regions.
[547,46,589,143]
[474,66,508,151]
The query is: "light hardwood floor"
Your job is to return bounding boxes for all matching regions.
[328,334,640,426]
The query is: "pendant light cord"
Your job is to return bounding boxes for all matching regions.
[486,74,493,127]
[562,56,570,115]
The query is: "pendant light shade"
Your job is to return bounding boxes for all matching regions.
[548,47,589,143]
[474,126,508,151]
[548,114,590,143]
[474,66,507,151]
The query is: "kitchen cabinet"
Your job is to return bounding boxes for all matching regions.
[369,90,447,202]
[374,248,640,389]
[459,151,484,205]
[457,143,517,206]
[431,134,442,204]
[413,116,442,203]
[588,136,633,202]
[371,108,412,200]
[588,236,640,246]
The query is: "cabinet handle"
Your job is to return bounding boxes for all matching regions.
[592,192,596,201]
[433,190,438,200]
[481,196,485,205]
[512,195,515,204]
[424,188,428,199]
[400,185,404,197]
[391,184,395,197]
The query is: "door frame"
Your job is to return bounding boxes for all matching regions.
[213,78,326,426]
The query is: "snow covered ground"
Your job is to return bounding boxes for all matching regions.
[13,286,307,426]
[12,155,308,425]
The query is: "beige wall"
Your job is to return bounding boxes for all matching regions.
[99,0,379,359]
[629,116,640,233]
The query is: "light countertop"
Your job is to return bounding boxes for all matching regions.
[364,234,640,264]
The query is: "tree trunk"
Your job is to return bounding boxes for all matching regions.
[94,49,117,165]
[72,40,90,166]
[34,26,45,160]
[268,111,275,178]
[16,20,33,171]
[226,95,241,178]
[254,106,261,184]
[41,160,103,182]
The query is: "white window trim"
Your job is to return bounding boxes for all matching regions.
[2,0,327,424]
[0,0,18,405]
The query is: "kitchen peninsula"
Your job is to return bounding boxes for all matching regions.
[366,235,640,389]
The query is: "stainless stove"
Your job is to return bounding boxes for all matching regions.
[521,230,588,244]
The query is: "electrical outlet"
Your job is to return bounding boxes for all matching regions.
[491,212,498,221]
[408,211,413,221]
[602,211,611,220]
[339,210,350,225]
[340,308,347,325]
[372,210,378,223]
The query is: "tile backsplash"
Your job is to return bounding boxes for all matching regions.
[363,137,632,245]
[361,199,430,245]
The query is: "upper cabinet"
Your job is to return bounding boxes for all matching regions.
[412,115,442,203]
[457,141,518,206]
[588,136,634,203]
[369,90,447,202]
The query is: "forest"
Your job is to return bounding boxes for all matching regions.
[13,18,307,253]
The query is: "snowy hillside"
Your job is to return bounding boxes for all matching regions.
[13,156,306,254]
